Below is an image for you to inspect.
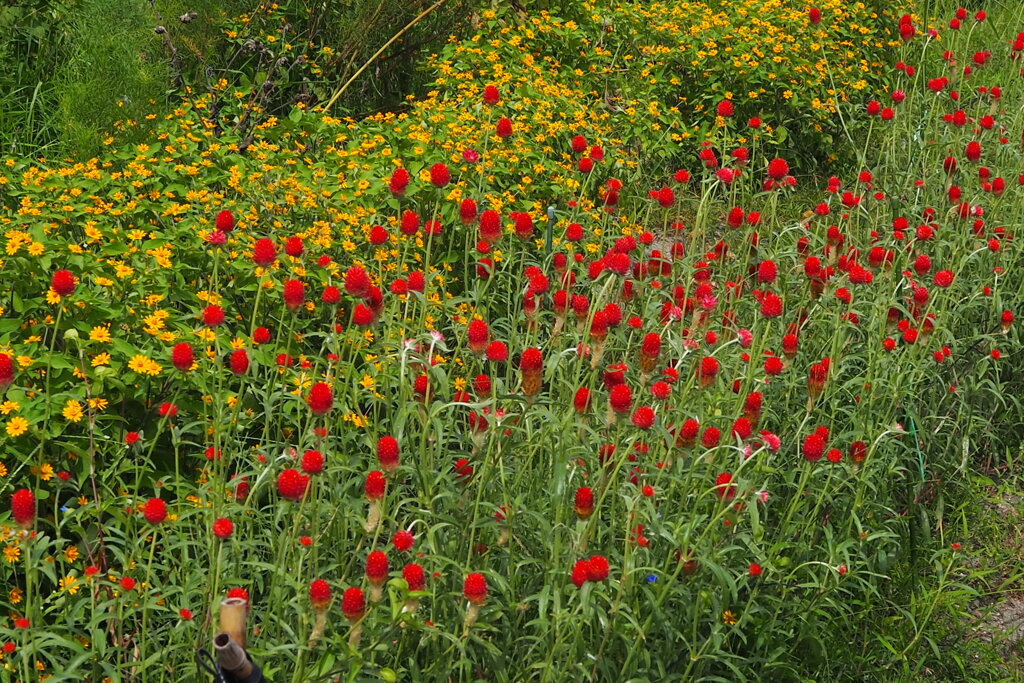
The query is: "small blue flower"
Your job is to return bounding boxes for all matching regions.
[60,506,70,513]
[646,574,657,584]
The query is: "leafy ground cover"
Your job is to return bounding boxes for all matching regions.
[1,1,1023,681]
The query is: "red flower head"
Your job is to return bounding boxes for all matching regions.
[364,470,386,500]
[301,449,324,475]
[933,270,954,288]
[309,579,332,610]
[10,489,35,529]
[51,269,76,297]
[479,210,502,243]
[767,158,789,180]
[609,384,632,414]
[482,84,499,105]
[229,349,249,375]
[760,292,783,318]
[171,343,194,372]
[389,168,410,196]
[202,305,225,327]
[344,266,370,298]
[715,472,736,500]
[341,587,365,621]
[571,560,590,588]
[514,213,534,240]
[284,236,304,258]
[486,341,508,363]
[366,550,389,586]
[520,347,543,373]
[496,117,513,138]
[697,357,719,387]
[215,210,235,232]
[574,387,592,413]
[749,563,763,577]
[212,518,234,539]
[400,210,420,235]
[460,198,478,225]
[0,353,13,388]
[429,163,451,187]
[463,573,488,605]
[632,406,655,429]
[282,279,305,311]
[403,563,426,591]
[377,436,400,472]
[966,141,982,162]
[278,468,309,501]
[809,7,821,24]
[716,100,734,117]
[574,487,594,518]
[143,497,167,524]
[587,555,610,581]
[307,382,333,415]
[571,135,588,154]
[393,530,414,552]
[467,320,490,354]
[802,433,826,462]
[849,441,868,463]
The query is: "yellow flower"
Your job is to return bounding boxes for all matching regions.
[0,462,6,477]
[63,400,85,423]
[0,400,19,415]
[64,545,80,563]
[59,574,80,595]
[723,610,738,626]
[89,326,112,343]
[9,587,23,604]
[91,353,111,367]
[359,374,375,390]
[3,544,20,563]
[5,416,28,437]
[127,355,162,376]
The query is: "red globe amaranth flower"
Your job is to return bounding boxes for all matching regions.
[587,555,610,581]
[402,563,426,593]
[252,238,277,266]
[467,320,490,354]
[307,382,333,415]
[849,441,868,463]
[571,560,590,588]
[283,279,305,311]
[609,384,632,414]
[366,551,389,586]
[808,7,821,24]
[158,402,178,418]
[479,210,502,243]
[514,213,534,240]
[0,353,14,388]
[574,486,594,518]
[309,579,332,610]
[715,472,737,500]
[482,84,499,105]
[802,433,826,462]
[229,349,249,375]
[212,518,234,539]
[463,573,488,605]
[393,530,414,552]
[120,577,137,591]
[749,563,763,577]
[344,266,370,298]
[767,158,790,180]
[341,587,365,621]
[278,468,310,501]
[301,449,324,475]
[10,489,35,529]
[377,436,400,471]
[364,470,386,500]
[171,343,194,372]
[284,236,304,257]
[430,163,451,187]
[697,357,719,387]
[573,387,592,413]
[352,303,375,326]
[51,269,76,296]
[202,305,225,327]
[496,117,513,138]
[632,406,655,429]
[716,100,734,117]
[322,286,340,304]
[143,497,167,524]
[215,210,235,232]
[760,292,783,318]
[389,168,410,196]
[933,270,954,288]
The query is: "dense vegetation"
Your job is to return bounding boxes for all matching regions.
[1,0,1023,680]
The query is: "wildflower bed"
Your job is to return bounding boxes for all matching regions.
[1,1,1023,681]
